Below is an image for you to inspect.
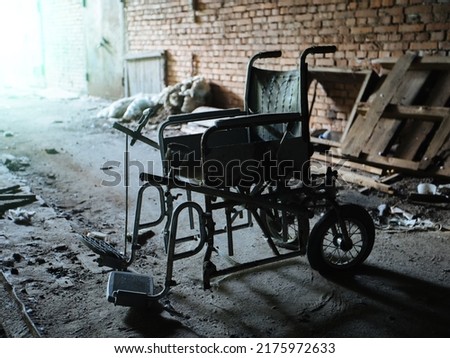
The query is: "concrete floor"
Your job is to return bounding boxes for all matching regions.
[1,88,450,338]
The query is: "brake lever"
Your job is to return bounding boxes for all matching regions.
[130,104,162,146]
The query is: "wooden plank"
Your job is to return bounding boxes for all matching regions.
[359,173,401,193]
[0,185,20,194]
[365,117,402,157]
[309,67,369,82]
[357,104,450,120]
[340,114,369,156]
[394,120,434,160]
[435,139,450,177]
[341,70,374,141]
[419,115,450,170]
[364,153,421,171]
[366,69,430,158]
[425,71,450,107]
[309,164,393,193]
[337,169,394,194]
[310,136,341,148]
[373,56,450,71]
[392,70,430,105]
[341,52,418,157]
[311,152,384,175]
[396,69,450,161]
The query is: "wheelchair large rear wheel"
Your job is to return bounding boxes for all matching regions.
[260,209,309,252]
[307,204,374,273]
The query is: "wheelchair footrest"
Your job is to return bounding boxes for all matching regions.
[79,235,128,270]
[107,271,154,307]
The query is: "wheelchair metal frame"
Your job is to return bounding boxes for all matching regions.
[82,46,375,305]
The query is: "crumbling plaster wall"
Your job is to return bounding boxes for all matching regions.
[40,0,87,93]
[125,0,449,131]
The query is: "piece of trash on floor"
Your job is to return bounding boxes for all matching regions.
[7,209,35,225]
[417,183,437,195]
[407,182,450,204]
[1,154,30,172]
[45,148,59,155]
[0,185,37,214]
[377,205,442,232]
[87,231,107,240]
[408,193,450,204]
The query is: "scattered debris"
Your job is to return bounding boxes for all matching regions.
[97,96,135,118]
[407,182,450,204]
[45,148,59,155]
[0,185,20,194]
[417,183,437,195]
[310,156,399,194]
[0,185,37,214]
[12,253,22,262]
[0,272,41,337]
[87,231,107,240]
[408,193,450,204]
[97,76,212,124]
[6,209,35,225]
[376,204,443,232]
[123,94,158,121]
[35,257,46,265]
[439,183,450,195]
[52,244,68,252]
[1,154,30,172]
[1,258,15,267]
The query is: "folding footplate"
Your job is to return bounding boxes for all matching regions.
[107,271,155,307]
[79,234,128,270]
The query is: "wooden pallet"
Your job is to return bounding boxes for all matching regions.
[340,52,450,179]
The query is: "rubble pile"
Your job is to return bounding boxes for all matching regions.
[97,76,212,123]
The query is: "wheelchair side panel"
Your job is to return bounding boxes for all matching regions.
[203,136,309,188]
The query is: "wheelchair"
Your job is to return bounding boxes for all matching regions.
[81,46,375,307]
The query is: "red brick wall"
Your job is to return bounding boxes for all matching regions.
[125,0,450,130]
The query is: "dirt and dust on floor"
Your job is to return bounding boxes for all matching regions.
[0,84,450,338]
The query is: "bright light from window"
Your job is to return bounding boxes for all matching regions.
[0,0,44,88]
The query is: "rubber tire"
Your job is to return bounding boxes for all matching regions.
[307,204,375,273]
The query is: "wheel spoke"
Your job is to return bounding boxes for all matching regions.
[321,220,367,266]
[310,205,374,271]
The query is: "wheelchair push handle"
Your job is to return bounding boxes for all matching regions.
[307,45,337,55]
[248,50,282,74]
[301,45,337,63]
[254,50,282,59]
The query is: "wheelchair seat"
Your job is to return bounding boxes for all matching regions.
[159,51,310,189]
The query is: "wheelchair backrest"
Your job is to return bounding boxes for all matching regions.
[245,67,300,115]
[244,55,303,142]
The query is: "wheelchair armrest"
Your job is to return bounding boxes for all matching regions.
[164,108,244,125]
[201,112,303,157]
[213,112,301,130]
